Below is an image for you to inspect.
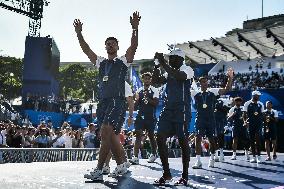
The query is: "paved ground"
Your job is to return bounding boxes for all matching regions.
[0,154,284,189]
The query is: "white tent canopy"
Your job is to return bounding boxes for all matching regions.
[176,25,284,64]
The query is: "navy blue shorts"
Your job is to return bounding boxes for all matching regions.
[157,108,189,139]
[232,125,248,139]
[195,118,215,138]
[263,124,277,141]
[96,97,126,134]
[134,115,156,133]
[248,124,262,139]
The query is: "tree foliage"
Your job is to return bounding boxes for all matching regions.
[0,56,23,100]
[59,64,99,101]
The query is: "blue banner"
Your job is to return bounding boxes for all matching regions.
[24,110,64,128]
[131,69,143,93]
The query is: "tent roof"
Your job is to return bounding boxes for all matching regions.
[176,25,284,64]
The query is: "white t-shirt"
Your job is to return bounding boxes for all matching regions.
[63,134,73,148]
[0,130,7,145]
[83,132,96,148]
[52,135,65,148]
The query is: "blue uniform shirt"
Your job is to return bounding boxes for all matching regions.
[136,86,159,119]
[243,100,264,125]
[96,56,129,99]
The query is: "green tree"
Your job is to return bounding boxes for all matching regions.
[0,56,23,100]
[59,64,99,101]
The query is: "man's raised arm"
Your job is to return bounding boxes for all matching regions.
[126,11,141,63]
[73,19,97,64]
[218,68,234,95]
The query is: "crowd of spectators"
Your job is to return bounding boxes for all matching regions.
[23,94,89,115]
[206,70,284,90]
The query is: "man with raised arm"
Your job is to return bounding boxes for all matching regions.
[191,69,233,169]
[73,11,141,181]
[152,49,194,186]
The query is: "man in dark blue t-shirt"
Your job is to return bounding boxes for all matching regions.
[129,72,159,165]
[228,97,250,161]
[263,101,278,161]
[243,91,264,164]
[191,69,233,169]
[152,49,194,186]
[74,12,141,181]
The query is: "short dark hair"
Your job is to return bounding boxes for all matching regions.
[105,37,119,45]
[141,72,152,78]
[234,97,243,102]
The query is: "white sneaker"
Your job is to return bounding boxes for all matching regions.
[84,168,103,181]
[257,156,262,164]
[231,155,237,160]
[124,161,131,168]
[108,164,128,177]
[250,157,257,163]
[129,157,139,165]
[102,165,110,175]
[208,159,215,168]
[192,161,202,169]
[219,153,224,162]
[148,154,157,163]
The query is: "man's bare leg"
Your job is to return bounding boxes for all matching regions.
[96,124,113,170]
[192,135,202,169]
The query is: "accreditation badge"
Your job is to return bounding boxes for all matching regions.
[203,104,207,109]
[254,112,258,116]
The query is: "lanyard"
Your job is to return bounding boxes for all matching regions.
[104,60,113,76]
[202,92,207,104]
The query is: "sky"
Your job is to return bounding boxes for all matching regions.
[0,0,283,62]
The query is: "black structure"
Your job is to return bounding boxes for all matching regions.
[0,0,49,36]
[22,36,60,101]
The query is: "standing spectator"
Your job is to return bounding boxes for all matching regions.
[72,129,84,148]
[34,128,50,148]
[51,130,65,148]
[0,122,11,163]
[64,126,73,148]
[83,123,97,148]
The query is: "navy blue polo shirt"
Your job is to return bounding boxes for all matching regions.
[228,106,244,127]
[263,108,278,127]
[136,86,159,119]
[243,100,264,125]
[95,56,129,99]
[163,64,194,113]
[192,88,220,120]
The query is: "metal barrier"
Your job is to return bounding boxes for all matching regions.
[0,148,183,163]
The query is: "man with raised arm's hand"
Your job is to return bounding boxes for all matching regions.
[73,11,141,182]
